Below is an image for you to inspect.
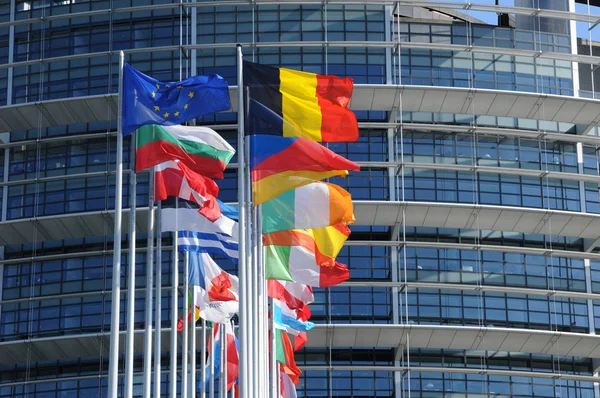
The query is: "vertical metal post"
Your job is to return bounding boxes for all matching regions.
[107,50,125,398]
[210,326,216,398]
[220,324,227,398]
[201,319,207,398]
[125,132,138,398]
[154,202,163,398]
[143,168,155,397]
[170,225,180,398]
[182,250,190,398]
[235,44,249,398]
[269,300,277,398]
[190,276,197,398]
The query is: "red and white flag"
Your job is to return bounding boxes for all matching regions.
[268,280,314,311]
[154,160,221,221]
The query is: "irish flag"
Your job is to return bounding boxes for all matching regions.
[261,182,354,233]
[136,124,235,178]
[275,331,302,385]
[265,244,349,287]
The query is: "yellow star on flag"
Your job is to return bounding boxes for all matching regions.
[177,85,183,88]
[175,111,180,117]
[155,83,160,89]
[188,91,194,99]
[184,104,189,109]
[163,112,169,118]
[154,106,160,111]
[151,91,156,98]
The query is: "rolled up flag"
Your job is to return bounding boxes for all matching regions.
[154,160,221,221]
[262,182,354,233]
[250,135,359,205]
[280,370,298,398]
[243,61,358,142]
[203,322,239,392]
[136,124,235,178]
[265,244,350,287]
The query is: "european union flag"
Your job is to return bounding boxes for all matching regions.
[121,63,231,136]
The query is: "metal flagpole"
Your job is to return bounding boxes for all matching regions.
[144,167,155,398]
[124,132,138,398]
[246,142,256,398]
[254,205,265,398]
[201,319,207,398]
[107,50,125,398]
[269,300,277,398]
[182,249,190,398]
[170,198,180,398]
[154,201,163,398]
[190,275,197,398]
[220,324,227,398]
[210,325,216,398]
[235,44,249,398]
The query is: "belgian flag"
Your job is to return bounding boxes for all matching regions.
[243,61,359,142]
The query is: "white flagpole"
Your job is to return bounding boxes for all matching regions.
[124,131,138,398]
[143,167,154,398]
[200,319,207,398]
[220,324,227,398]
[107,50,125,398]
[246,143,256,398]
[210,325,216,398]
[235,44,249,398]
[254,205,265,398]
[154,201,163,398]
[170,198,180,398]
[270,300,277,398]
[190,277,197,398]
[182,250,189,398]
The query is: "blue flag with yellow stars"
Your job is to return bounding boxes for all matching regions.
[122,63,231,136]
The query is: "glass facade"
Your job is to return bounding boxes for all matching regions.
[1,1,600,397]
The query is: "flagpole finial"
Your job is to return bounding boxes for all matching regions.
[236,43,242,48]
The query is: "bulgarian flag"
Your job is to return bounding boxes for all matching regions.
[135,124,235,178]
[154,160,221,221]
[261,182,354,233]
[265,244,349,287]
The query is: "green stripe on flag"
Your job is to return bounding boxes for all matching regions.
[265,245,294,282]
[262,189,296,233]
[275,329,286,365]
[136,124,233,164]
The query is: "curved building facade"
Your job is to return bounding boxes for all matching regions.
[0,0,600,397]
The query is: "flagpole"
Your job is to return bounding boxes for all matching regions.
[182,249,190,398]
[235,43,249,398]
[246,141,257,398]
[255,205,266,398]
[170,198,180,398]
[190,275,197,398]
[201,319,207,398]
[107,50,125,398]
[144,167,155,398]
[210,325,216,398]
[269,299,277,398]
[220,324,227,398]
[124,131,138,398]
[154,201,163,398]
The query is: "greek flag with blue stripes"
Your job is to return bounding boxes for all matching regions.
[178,230,239,261]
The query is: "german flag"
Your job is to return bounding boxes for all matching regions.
[243,61,358,142]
